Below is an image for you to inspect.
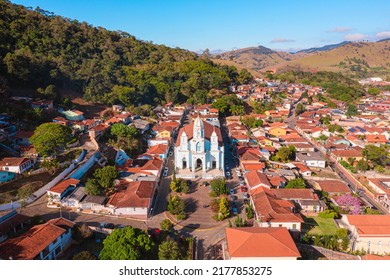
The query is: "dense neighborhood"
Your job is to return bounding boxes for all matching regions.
[1,75,390,261]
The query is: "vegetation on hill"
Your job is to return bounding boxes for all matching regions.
[270,71,365,102]
[0,1,241,105]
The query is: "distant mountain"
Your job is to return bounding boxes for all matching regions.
[297,41,350,53]
[215,45,308,71]
[214,41,390,79]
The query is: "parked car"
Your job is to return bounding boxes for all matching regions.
[163,167,168,176]
[240,186,248,192]
[229,189,235,195]
[243,193,248,200]
[105,223,115,229]
[232,207,238,215]
[226,171,231,177]
[169,151,173,157]
[239,181,245,186]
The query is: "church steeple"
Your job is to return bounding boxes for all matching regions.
[193,115,204,139]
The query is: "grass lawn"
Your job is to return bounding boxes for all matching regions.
[304,216,338,235]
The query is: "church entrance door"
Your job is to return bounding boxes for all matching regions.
[196,158,202,170]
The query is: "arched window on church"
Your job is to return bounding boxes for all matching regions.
[196,141,201,152]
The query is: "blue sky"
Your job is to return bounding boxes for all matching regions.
[11,0,390,52]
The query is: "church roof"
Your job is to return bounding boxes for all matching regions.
[175,118,223,146]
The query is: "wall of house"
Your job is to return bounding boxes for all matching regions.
[148,139,169,147]
[114,207,148,216]
[229,256,298,260]
[353,237,390,255]
[305,160,326,168]
[0,171,15,183]
[259,221,301,231]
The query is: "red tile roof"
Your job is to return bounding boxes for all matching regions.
[225,227,300,258]
[315,180,350,194]
[175,119,222,146]
[251,187,304,223]
[49,178,79,194]
[0,218,75,260]
[332,148,363,158]
[365,134,387,143]
[146,144,168,155]
[241,162,266,171]
[108,181,156,208]
[346,215,390,236]
[362,254,390,260]
[0,157,30,167]
[245,170,272,189]
[141,157,163,171]
[14,130,34,139]
[271,189,315,200]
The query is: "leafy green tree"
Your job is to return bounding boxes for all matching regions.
[234,215,244,227]
[363,145,389,166]
[160,219,174,232]
[111,123,138,138]
[73,251,97,260]
[241,116,263,128]
[167,195,186,220]
[72,223,94,241]
[93,166,119,190]
[295,102,305,115]
[285,178,306,189]
[210,178,228,197]
[85,179,101,195]
[246,204,254,219]
[367,87,381,95]
[346,104,358,117]
[30,123,73,157]
[44,84,57,100]
[218,197,230,220]
[238,69,253,84]
[158,240,180,260]
[99,227,156,260]
[274,146,296,163]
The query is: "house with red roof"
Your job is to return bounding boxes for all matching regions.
[312,180,350,196]
[244,170,272,190]
[271,189,325,213]
[145,144,168,160]
[0,157,32,174]
[224,227,301,260]
[341,215,390,254]
[47,178,80,202]
[367,178,390,212]
[106,180,156,218]
[365,134,388,146]
[250,186,303,231]
[0,218,75,260]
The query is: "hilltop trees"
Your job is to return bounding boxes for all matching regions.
[274,146,296,163]
[362,145,389,167]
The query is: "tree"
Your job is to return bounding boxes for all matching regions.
[241,116,263,128]
[160,219,174,232]
[295,103,305,115]
[210,178,228,197]
[93,166,119,190]
[274,146,296,163]
[85,179,101,195]
[234,215,244,227]
[346,104,358,117]
[285,178,306,189]
[72,223,94,241]
[335,194,361,215]
[238,69,253,84]
[367,87,381,95]
[363,145,389,166]
[73,251,97,260]
[110,123,138,138]
[99,227,156,260]
[158,240,180,260]
[30,123,73,157]
[218,197,230,220]
[245,203,254,219]
[44,84,57,100]
[167,195,186,220]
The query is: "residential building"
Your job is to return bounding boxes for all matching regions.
[367,178,390,212]
[244,170,272,190]
[224,227,300,260]
[47,178,80,203]
[0,157,32,174]
[296,151,326,168]
[342,215,390,254]
[313,180,351,196]
[0,218,75,260]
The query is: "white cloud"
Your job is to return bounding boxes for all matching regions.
[343,33,367,41]
[376,31,390,38]
[270,38,295,43]
[328,27,351,33]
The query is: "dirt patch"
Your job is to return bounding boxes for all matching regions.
[71,97,109,119]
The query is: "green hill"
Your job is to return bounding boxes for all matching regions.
[0,0,240,106]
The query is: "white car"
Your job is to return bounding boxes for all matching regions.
[169,151,173,157]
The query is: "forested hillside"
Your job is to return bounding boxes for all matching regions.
[0,0,242,105]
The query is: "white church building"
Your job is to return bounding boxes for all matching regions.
[174,116,224,179]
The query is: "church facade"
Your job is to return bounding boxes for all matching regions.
[174,116,224,179]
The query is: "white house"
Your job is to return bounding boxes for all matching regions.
[174,116,224,179]
[0,157,32,174]
[0,218,75,260]
[342,215,390,255]
[107,180,156,218]
[296,151,326,168]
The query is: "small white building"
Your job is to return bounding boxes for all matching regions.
[296,151,326,168]
[0,157,32,174]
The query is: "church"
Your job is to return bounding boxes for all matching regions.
[174,116,224,179]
